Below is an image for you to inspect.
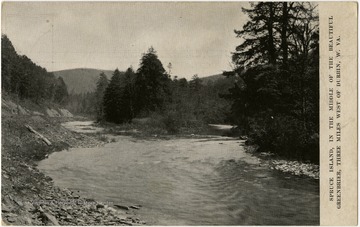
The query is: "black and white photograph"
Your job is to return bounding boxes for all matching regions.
[2,1,338,225]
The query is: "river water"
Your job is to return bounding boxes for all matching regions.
[38,122,319,225]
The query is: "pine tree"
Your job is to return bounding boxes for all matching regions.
[232,2,281,69]
[135,47,171,115]
[122,67,137,119]
[95,72,109,121]
[103,69,131,123]
[227,2,319,163]
[189,74,202,92]
[1,35,67,104]
[1,35,17,93]
[54,77,69,104]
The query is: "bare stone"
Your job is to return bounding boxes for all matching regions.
[41,212,60,226]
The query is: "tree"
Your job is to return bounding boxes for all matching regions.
[94,72,109,121]
[54,77,69,104]
[1,35,67,104]
[285,3,319,130]
[280,2,289,69]
[167,62,172,77]
[232,2,280,69]
[227,2,319,163]
[103,69,131,123]
[122,67,137,119]
[135,47,171,115]
[1,35,17,92]
[189,74,202,92]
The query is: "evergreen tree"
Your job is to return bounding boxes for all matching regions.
[95,72,109,121]
[232,2,281,69]
[1,35,68,104]
[189,74,202,92]
[54,77,69,104]
[135,47,171,115]
[103,69,131,123]
[122,67,137,119]
[227,2,319,163]
[1,35,17,92]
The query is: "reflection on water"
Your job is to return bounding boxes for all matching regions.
[38,135,319,225]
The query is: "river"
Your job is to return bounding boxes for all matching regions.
[38,121,319,225]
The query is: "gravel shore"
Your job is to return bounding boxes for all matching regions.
[246,146,319,180]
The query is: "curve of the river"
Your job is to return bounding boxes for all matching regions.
[38,122,319,225]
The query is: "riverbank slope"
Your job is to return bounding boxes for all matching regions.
[1,102,144,225]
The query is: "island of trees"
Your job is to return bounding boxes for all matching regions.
[94,47,233,134]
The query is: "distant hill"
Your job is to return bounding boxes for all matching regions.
[200,73,235,94]
[53,68,118,94]
[200,74,225,84]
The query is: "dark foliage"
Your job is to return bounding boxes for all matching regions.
[95,47,233,133]
[134,47,172,115]
[94,73,109,121]
[122,67,137,119]
[1,35,69,104]
[103,69,132,124]
[228,2,319,163]
[54,77,69,105]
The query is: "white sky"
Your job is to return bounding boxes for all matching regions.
[2,2,248,79]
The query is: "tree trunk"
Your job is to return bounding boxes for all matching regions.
[281,2,288,69]
[268,2,276,65]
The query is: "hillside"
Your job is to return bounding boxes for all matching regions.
[200,73,236,94]
[200,73,224,84]
[53,68,119,94]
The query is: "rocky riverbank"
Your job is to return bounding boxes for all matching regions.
[246,146,319,180]
[269,159,319,179]
[1,114,145,225]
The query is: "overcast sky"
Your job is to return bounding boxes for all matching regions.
[2,2,248,79]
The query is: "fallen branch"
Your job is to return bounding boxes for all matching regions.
[114,204,129,210]
[25,124,52,146]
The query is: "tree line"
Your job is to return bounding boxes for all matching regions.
[95,47,171,124]
[1,35,69,104]
[224,2,319,163]
[94,47,232,132]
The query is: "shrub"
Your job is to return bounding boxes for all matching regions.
[248,114,319,164]
[162,111,180,134]
[98,135,109,142]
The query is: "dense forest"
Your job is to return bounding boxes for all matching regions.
[1,35,69,104]
[224,2,319,163]
[93,47,233,133]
